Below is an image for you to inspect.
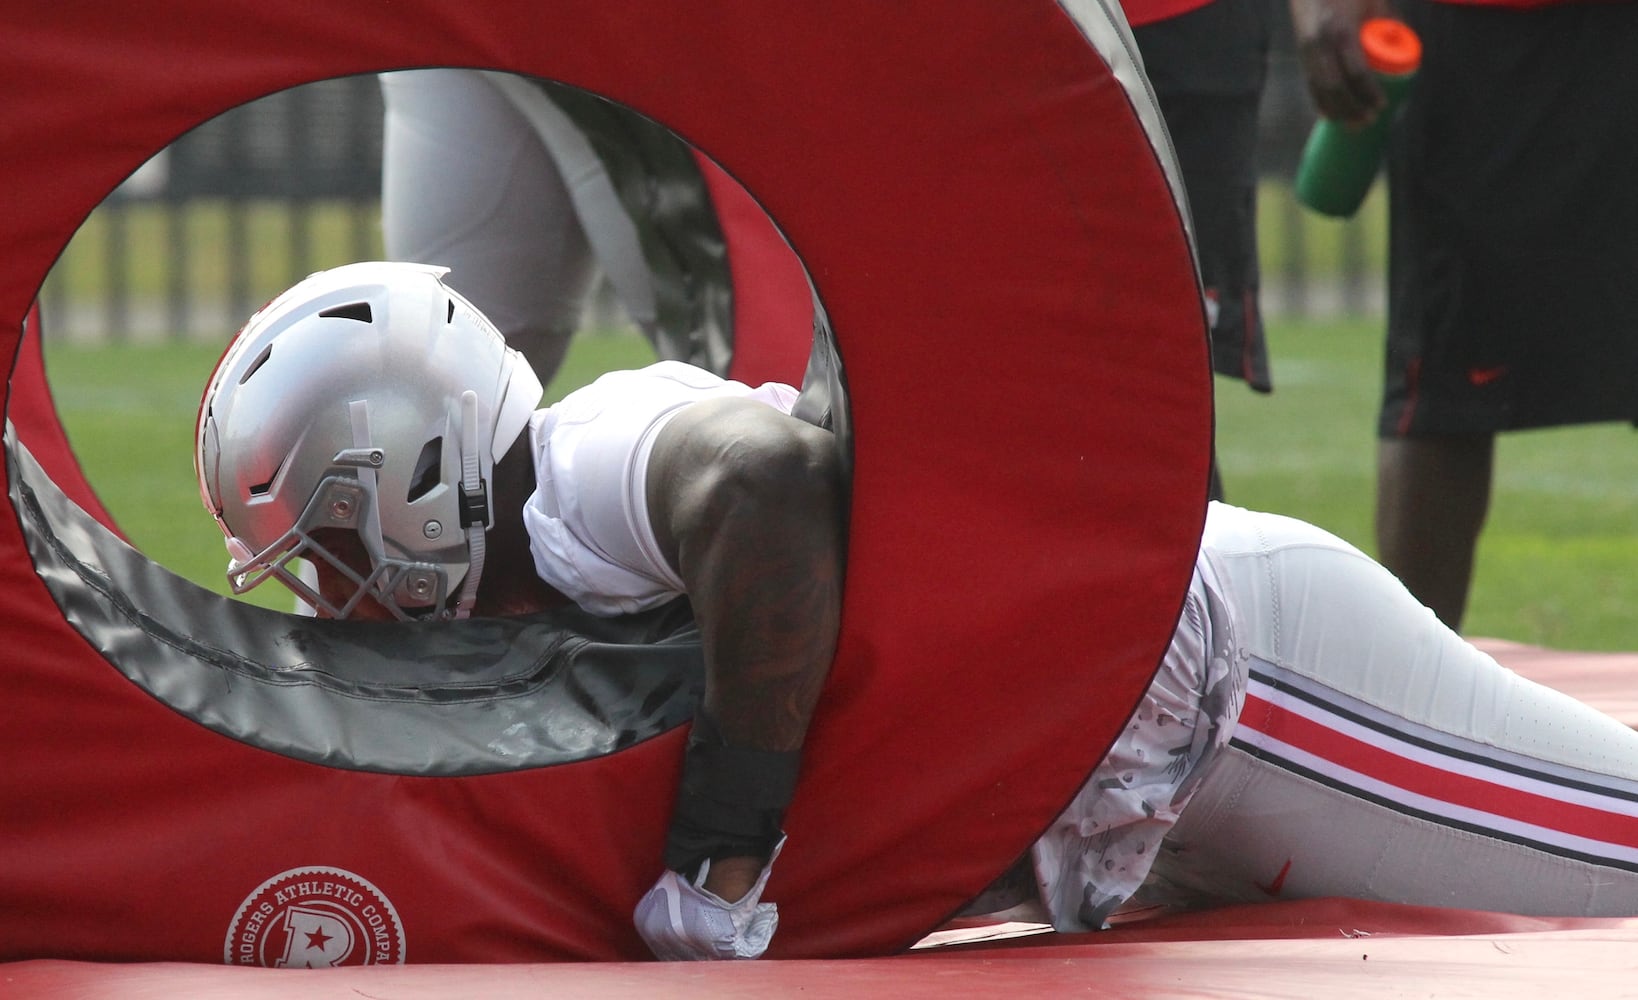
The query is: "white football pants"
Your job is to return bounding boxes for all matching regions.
[1141,506,1638,918]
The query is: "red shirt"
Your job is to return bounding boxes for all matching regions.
[1433,0,1588,5]
[1121,0,1215,27]
[1124,0,1587,29]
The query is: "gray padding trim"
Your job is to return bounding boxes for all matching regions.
[484,71,661,330]
[520,78,736,376]
[1058,0,1198,262]
[793,297,852,481]
[9,424,704,776]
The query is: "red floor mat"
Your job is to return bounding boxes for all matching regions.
[9,900,1638,999]
[10,639,1635,995]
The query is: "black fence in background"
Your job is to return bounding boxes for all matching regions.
[163,72,385,281]
[40,49,1383,344]
[41,76,386,343]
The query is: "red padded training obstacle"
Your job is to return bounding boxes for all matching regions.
[699,152,814,389]
[0,2,1210,964]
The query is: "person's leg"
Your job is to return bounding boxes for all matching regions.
[379,69,597,380]
[1374,432,1493,630]
[1378,3,1638,631]
[1139,507,1638,917]
[1155,89,1263,505]
[1133,0,1271,503]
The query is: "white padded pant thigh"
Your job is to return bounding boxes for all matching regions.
[1139,506,1638,918]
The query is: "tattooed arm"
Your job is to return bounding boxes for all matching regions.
[643,396,845,905]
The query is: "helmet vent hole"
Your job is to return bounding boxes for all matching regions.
[446,299,456,323]
[238,344,273,385]
[318,302,374,324]
[407,437,443,503]
[248,457,285,498]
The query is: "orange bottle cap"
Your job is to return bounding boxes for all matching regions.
[1361,18,1421,75]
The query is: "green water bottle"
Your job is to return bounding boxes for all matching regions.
[1293,18,1422,218]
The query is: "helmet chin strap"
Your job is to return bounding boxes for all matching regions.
[454,389,487,621]
[344,399,424,619]
[340,395,486,622]
[347,400,389,561]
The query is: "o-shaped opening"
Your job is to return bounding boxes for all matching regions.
[22,69,832,774]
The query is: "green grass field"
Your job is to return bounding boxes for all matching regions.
[40,314,1638,650]
[1214,317,1638,650]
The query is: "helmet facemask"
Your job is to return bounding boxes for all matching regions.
[226,475,452,621]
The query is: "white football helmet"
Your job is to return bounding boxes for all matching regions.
[195,261,544,620]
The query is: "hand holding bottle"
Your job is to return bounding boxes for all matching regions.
[1292,17,1422,218]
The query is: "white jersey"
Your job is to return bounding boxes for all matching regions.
[522,361,799,616]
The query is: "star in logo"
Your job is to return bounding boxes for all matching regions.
[305,926,333,951]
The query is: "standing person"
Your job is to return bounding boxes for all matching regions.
[1128,0,1276,500]
[1288,0,1638,629]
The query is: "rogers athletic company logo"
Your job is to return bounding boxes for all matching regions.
[224,867,406,967]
